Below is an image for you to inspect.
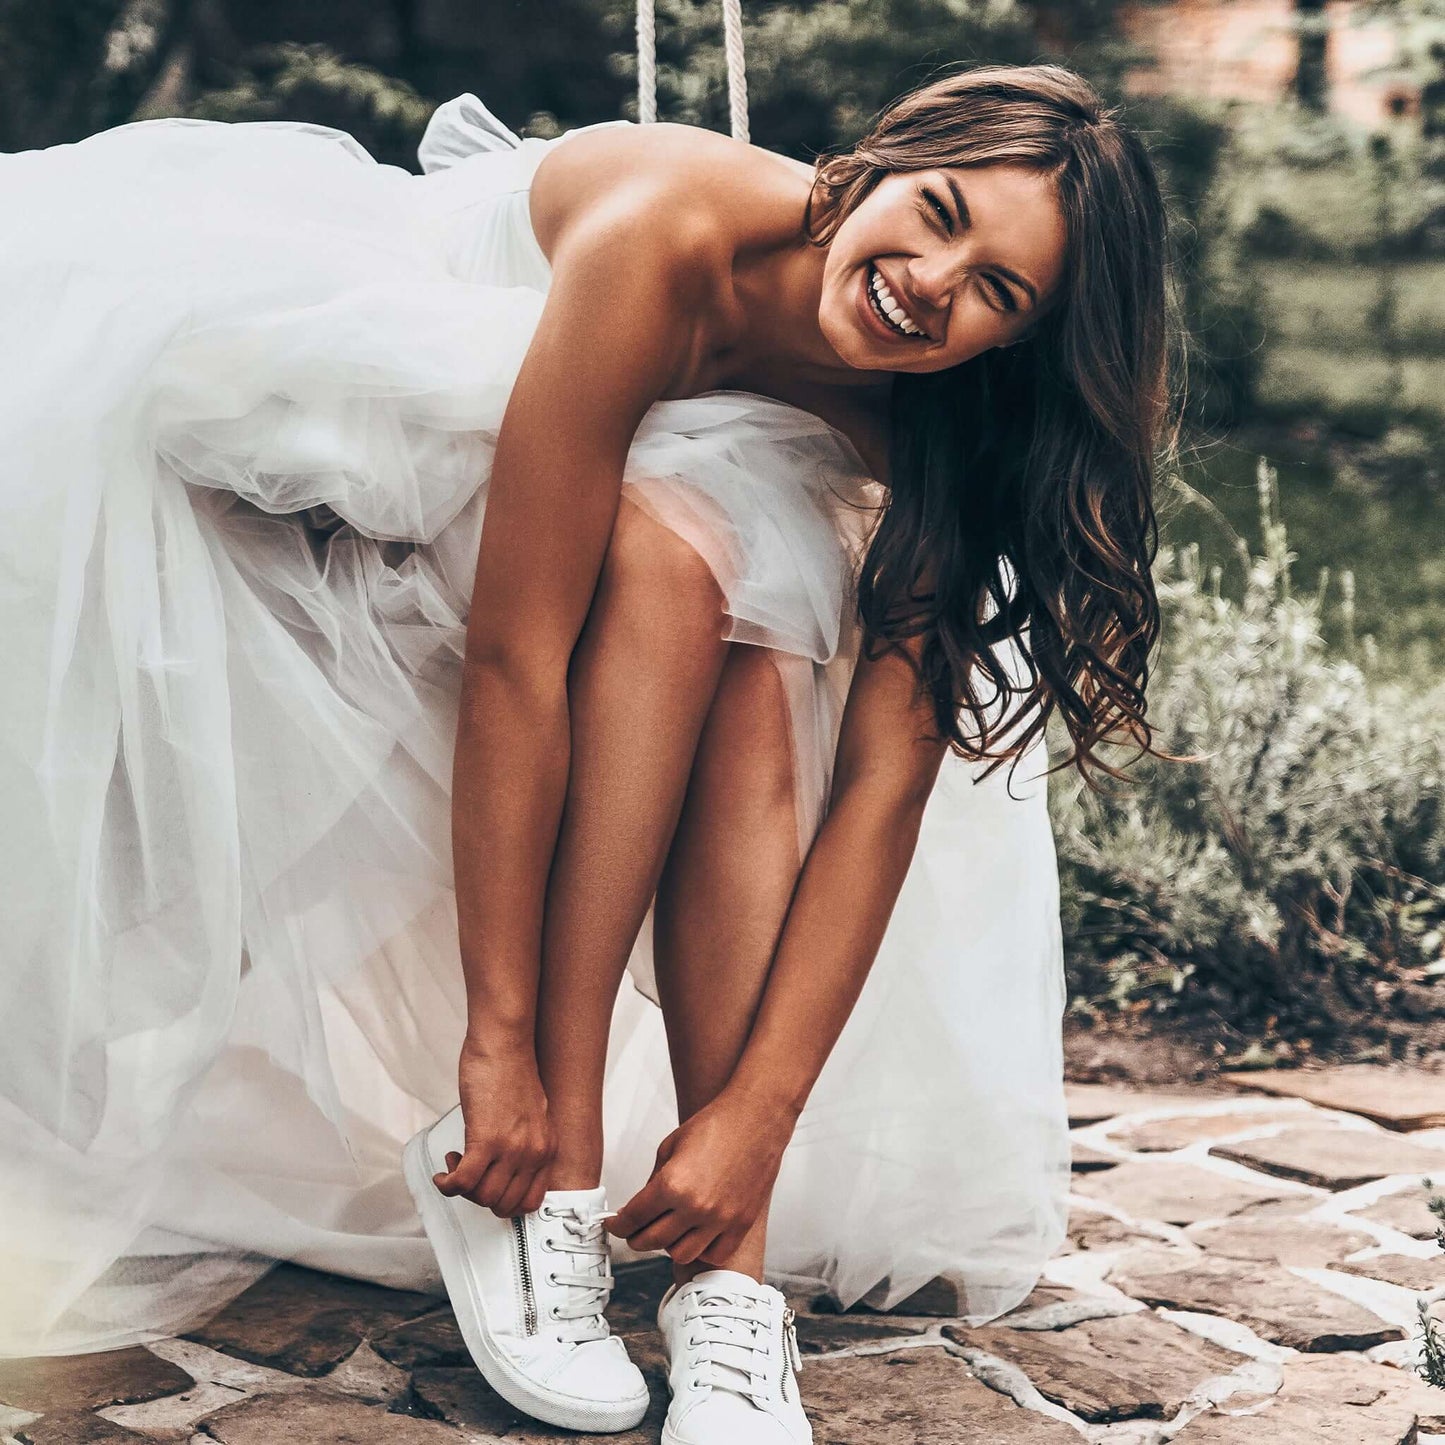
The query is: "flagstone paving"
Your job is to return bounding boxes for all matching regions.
[8,1066,1445,1443]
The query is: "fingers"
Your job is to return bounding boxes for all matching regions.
[492,1171,536,1220]
[431,1149,482,1198]
[606,1176,669,1241]
[432,1151,541,1215]
[519,1176,549,1216]
[666,1226,720,1266]
[624,1209,688,1255]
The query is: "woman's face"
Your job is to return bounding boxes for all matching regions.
[818,162,1068,373]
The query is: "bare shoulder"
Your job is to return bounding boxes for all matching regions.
[529,121,807,279]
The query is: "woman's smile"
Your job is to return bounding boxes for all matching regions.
[820,162,1068,372]
[860,262,931,342]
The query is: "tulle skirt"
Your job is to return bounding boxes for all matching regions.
[0,97,1070,1356]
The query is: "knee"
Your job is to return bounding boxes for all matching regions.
[599,495,727,639]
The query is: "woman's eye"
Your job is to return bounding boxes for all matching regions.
[922,189,951,231]
[982,278,1017,313]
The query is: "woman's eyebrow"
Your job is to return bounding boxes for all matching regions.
[943,174,1040,310]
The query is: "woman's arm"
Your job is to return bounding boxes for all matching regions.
[609,630,950,1256]
[727,633,950,1113]
[437,182,715,1213]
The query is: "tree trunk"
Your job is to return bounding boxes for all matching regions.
[1293,0,1330,114]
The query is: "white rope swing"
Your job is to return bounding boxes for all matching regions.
[635,0,750,143]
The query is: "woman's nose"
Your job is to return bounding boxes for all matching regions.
[904,261,955,323]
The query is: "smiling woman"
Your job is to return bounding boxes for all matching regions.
[0,58,1178,1445]
[805,66,1183,787]
[843,164,1065,353]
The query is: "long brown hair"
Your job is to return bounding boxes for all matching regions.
[805,64,1184,788]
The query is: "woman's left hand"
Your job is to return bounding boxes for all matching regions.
[605,1085,796,1266]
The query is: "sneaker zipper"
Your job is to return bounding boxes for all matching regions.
[512,1217,538,1336]
[780,1305,801,1399]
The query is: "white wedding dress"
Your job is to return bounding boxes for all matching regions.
[0,94,1070,1357]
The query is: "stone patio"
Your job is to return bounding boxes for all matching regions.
[8,1066,1445,1443]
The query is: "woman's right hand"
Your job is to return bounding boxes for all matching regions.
[430,1034,557,1218]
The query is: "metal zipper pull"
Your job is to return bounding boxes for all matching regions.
[512,1216,539,1336]
[782,1304,802,1374]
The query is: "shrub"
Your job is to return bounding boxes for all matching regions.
[184,44,432,171]
[1051,457,1445,1045]
[1240,202,1335,261]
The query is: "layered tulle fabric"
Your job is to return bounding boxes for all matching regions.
[0,95,1069,1357]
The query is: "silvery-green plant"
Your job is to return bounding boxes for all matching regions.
[1051,457,1445,1034]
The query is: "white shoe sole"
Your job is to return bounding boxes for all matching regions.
[661,1414,812,1445]
[402,1125,649,1433]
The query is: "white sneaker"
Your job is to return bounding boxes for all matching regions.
[402,1104,649,1433]
[657,1268,812,1444]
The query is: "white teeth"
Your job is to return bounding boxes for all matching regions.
[869,267,923,338]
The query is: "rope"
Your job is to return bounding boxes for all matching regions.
[721,0,750,143]
[635,0,749,142]
[636,0,657,126]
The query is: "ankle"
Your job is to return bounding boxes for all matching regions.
[546,1138,604,1193]
[547,1165,603,1191]
[672,1256,764,1289]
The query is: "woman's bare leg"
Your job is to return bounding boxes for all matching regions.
[536,495,732,1189]
[652,643,805,1284]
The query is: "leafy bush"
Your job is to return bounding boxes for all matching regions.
[1051,457,1445,1045]
[1240,203,1336,261]
[184,43,432,171]
[1130,93,1271,425]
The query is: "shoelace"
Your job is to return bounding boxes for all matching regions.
[680,1286,784,1408]
[537,1203,614,1343]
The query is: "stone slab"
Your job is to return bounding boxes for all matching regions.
[16,1416,155,1445]
[1185,1214,1375,1268]
[320,1340,411,1406]
[1224,1065,1445,1132]
[1072,1160,1296,1225]
[1350,1184,1441,1241]
[1066,1084,1228,1127]
[1174,1353,1439,1442]
[0,1348,193,1414]
[949,1310,1245,1423]
[814,1275,968,1317]
[800,1347,1083,1443]
[1108,1250,1404,1352]
[996,1282,1138,1332]
[795,1312,931,1354]
[1113,1111,1301,1153]
[198,1389,477,1444]
[1067,1209,1165,1253]
[183,1263,440,1376]
[605,1259,672,1337]
[371,1309,470,1372]
[1072,1144,1119,1173]
[411,1365,663,1443]
[1173,1394,1415,1442]
[1211,1126,1445,1190]
[1332,1252,1445,1291]
[1289,1354,1445,1432]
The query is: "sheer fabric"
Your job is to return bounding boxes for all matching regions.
[0,95,1069,1356]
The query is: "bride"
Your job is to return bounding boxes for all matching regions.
[0,61,1176,1442]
